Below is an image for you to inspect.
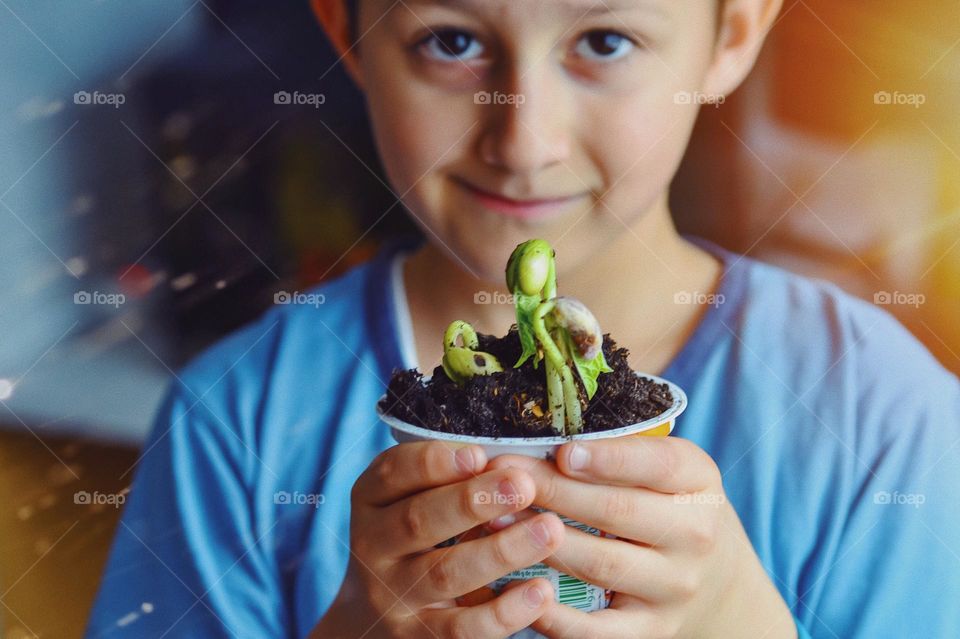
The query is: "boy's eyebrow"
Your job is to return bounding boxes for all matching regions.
[405,0,670,19]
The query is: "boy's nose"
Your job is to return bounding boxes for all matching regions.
[477,79,572,175]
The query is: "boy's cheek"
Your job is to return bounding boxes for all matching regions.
[588,99,699,204]
[365,86,473,188]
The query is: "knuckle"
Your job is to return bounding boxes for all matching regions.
[681,438,719,483]
[377,619,407,639]
[679,439,721,488]
[670,568,701,601]
[350,530,374,560]
[418,442,445,479]
[687,517,718,555]
[400,499,427,542]
[655,617,683,639]
[490,591,517,633]
[583,547,617,583]
[538,471,560,506]
[534,607,558,635]
[358,568,391,609]
[426,550,458,595]
[652,442,681,486]
[704,458,722,488]
[364,584,389,611]
[638,613,673,639]
[460,480,485,520]
[446,617,474,639]
[600,489,634,523]
[372,454,397,486]
[605,443,629,477]
[485,455,509,471]
[539,514,565,552]
[489,531,517,569]
[502,468,533,508]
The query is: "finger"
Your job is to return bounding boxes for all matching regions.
[542,527,682,603]
[420,578,554,639]
[383,467,537,555]
[355,441,486,506]
[485,506,539,533]
[532,602,632,639]
[401,511,564,606]
[556,437,717,492]
[488,455,684,541]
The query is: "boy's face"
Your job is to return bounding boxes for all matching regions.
[325,0,765,284]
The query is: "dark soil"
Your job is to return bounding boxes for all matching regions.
[378,326,674,438]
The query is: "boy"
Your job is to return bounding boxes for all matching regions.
[86,1,960,638]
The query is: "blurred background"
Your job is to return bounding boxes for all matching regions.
[1,0,958,636]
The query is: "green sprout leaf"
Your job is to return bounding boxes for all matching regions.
[441,320,503,386]
[506,239,552,296]
[563,329,613,400]
[506,239,557,370]
[513,291,541,369]
[442,347,503,386]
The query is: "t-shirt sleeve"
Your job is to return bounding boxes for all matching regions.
[84,379,289,638]
[792,313,960,637]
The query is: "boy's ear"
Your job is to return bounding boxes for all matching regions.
[310,0,365,91]
[702,0,783,99]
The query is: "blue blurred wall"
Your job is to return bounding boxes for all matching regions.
[0,1,203,443]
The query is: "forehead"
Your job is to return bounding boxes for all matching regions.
[396,0,674,17]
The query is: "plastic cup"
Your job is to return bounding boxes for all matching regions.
[376,372,687,638]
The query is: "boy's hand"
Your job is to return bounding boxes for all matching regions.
[487,438,797,639]
[310,441,565,639]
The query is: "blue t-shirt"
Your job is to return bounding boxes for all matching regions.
[85,236,960,638]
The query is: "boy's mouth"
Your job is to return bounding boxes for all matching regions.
[453,177,588,223]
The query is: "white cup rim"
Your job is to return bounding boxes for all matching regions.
[377,371,687,446]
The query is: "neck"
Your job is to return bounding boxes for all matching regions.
[560,196,693,325]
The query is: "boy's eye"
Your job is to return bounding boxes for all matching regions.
[420,29,485,62]
[575,30,636,61]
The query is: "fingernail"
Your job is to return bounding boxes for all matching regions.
[568,444,590,471]
[498,477,520,501]
[529,521,551,548]
[488,513,516,530]
[524,583,545,608]
[455,447,476,474]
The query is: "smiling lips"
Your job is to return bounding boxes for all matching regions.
[455,178,587,222]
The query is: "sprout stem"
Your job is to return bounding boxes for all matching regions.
[506,239,606,435]
[533,299,583,435]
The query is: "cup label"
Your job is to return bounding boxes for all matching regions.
[494,509,613,611]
